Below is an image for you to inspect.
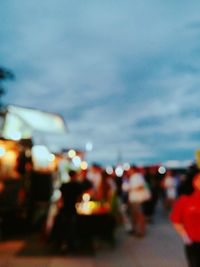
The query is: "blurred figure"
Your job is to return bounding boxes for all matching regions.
[128,166,151,237]
[121,171,132,231]
[78,169,93,196]
[100,171,121,223]
[99,171,116,203]
[29,170,53,231]
[178,164,199,196]
[142,167,160,222]
[170,172,200,267]
[121,170,130,205]
[87,164,103,201]
[50,170,82,252]
[161,170,177,210]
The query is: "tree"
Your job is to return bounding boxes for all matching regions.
[0,67,14,109]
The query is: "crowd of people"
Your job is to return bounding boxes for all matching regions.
[41,163,186,253]
[1,151,200,262]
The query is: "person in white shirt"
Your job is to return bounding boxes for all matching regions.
[128,166,151,237]
[162,170,177,209]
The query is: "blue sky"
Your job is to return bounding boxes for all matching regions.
[1,0,200,165]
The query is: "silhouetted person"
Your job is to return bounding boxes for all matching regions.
[78,169,93,195]
[178,164,198,196]
[143,167,159,222]
[29,170,53,231]
[51,170,82,252]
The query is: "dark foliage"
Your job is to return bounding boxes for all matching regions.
[0,66,14,108]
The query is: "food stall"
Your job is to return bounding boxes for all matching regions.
[75,193,116,246]
[0,105,67,236]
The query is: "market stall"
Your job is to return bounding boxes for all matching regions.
[75,193,116,247]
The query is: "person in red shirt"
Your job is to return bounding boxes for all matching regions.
[170,172,200,267]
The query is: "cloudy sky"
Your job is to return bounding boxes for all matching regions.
[1,0,200,165]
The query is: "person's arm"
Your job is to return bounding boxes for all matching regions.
[172,223,192,245]
[170,195,193,245]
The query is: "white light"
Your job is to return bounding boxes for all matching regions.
[158,166,166,174]
[0,147,5,157]
[86,142,93,152]
[72,156,81,167]
[9,131,22,141]
[82,193,90,202]
[106,166,113,175]
[115,166,124,177]
[68,149,76,158]
[81,161,88,170]
[123,162,130,171]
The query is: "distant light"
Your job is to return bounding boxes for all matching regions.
[158,166,166,174]
[81,161,88,170]
[0,147,5,157]
[48,153,55,162]
[9,131,22,141]
[82,193,90,202]
[106,166,113,175]
[115,166,124,177]
[86,142,93,152]
[72,156,81,167]
[123,162,130,171]
[68,149,76,158]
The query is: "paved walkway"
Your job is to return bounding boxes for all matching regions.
[0,205,187,267]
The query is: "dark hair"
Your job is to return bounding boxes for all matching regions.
[91,162,101,168]
[68,170,77,178]
[102,170,109,178]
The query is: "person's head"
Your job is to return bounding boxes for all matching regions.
[68,170,77,181]
[193,173,200,191]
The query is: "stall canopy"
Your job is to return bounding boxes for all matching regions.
[1,105,67,140]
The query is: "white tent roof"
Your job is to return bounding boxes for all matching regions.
[1,105,67,141]
[7,105,67,134]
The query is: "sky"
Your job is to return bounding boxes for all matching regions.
[1,0,200,166]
